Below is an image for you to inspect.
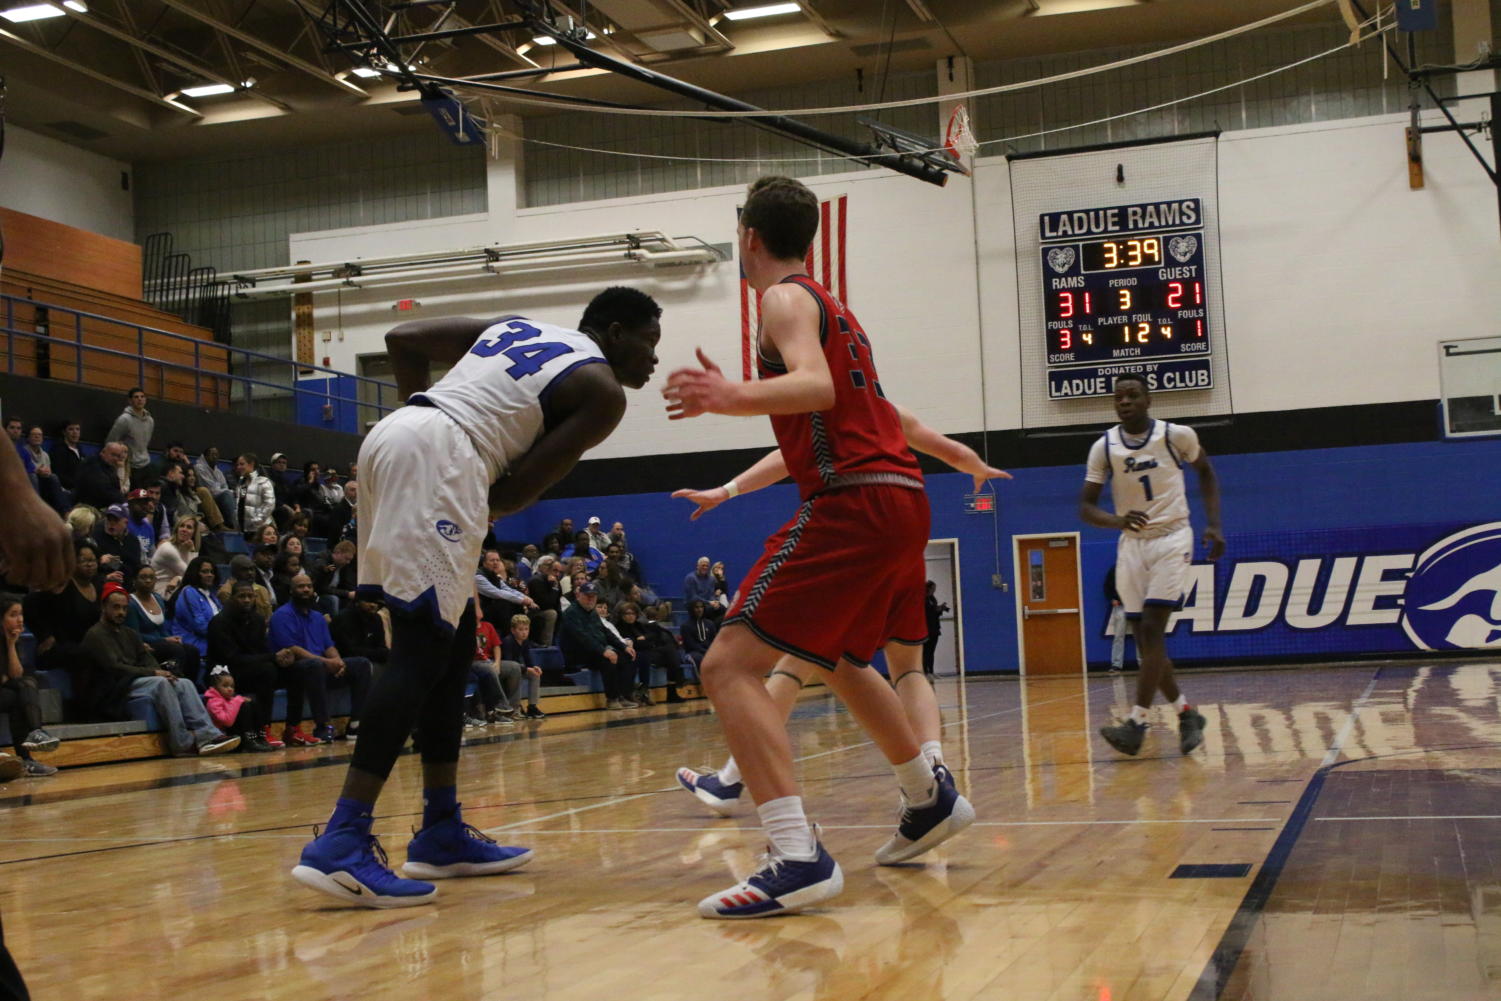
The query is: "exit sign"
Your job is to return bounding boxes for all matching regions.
[963,492,996,515]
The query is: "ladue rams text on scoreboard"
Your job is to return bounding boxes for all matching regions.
[1039,198,1214,400]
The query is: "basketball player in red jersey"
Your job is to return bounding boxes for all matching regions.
[664,176,974,919]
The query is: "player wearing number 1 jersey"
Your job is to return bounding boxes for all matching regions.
[1079,373,1223,757]
[293,288,661,908]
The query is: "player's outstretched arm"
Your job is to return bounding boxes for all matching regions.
[893,404,1012,492]
[488,365,627,519]
[1191,452,1225,560]
[663,287,834,420]
[671,449,789,520]
[386,316,504,401]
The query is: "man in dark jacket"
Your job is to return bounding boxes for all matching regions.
[558,582,634,709]
[74,442,129,510]
[330,596,389,666]
[49,421,85,491]
[681,599,718,670]
[92,504,143,582]
[206,581,308,749]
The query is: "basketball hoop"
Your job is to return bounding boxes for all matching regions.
[943,105,979,175]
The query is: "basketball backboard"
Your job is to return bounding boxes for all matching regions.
[1439,336,1501,438]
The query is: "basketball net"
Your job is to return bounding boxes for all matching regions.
[943,104,978,176]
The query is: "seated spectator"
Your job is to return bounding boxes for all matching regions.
[681,599,719,670]
[711,562,730,606]
[251,544,279,596]
[596,548,634,608]
[281,514,312,549]
[1,598,59,777]
[561,531,603,572]
[75,441,129,511]
[555,517,575,543]
[65,504,98,546]
[22,425,68,514]
[337,480,358,544]
[515,544,541,582]
[475,549,528,625]
[313,540,358,612]
[613,601,686,705]
[584,516,611,552]
[541,532,564,559]
[125,565,202,682]
[271,552,304,607]
[560,567,591,610]
[608,523,644,583]
[171,463,226,533]
[49,421,85,494]
[268,573,372,743]
[232,452,277,539]
[23,541,102,698]
[123,489,159,561]
[194,446,237,531]
[329,594,389,669]
[266,452,299,530]
[170,556,222,659]
[293,461,339,539]
[558,582,635,710]
[217,554,273,621]
[500,614,546,718]
[92,503,143,583]
[683,557,723,617]
[207,580,309,749]
[151,516,201,595]
[107,387,155,487]
[82,584,239,755]
[645,602,692,681]
[149,442,189,485]
[253,522,281,551]
[526,556,562,643]
[466,604,518,727]
[202,665,274,752]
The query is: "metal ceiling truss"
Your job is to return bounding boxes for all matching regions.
[306,0,959,185]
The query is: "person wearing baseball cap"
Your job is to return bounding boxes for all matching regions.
[81,582,240,756]
[558,579,636,709]
[93,503,144,581]
[124,488,158,561]
[585,516,611,552]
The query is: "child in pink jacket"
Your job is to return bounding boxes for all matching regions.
[204,666,273,752]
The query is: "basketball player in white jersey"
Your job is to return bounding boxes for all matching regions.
[1079,373,1223,756]
[672,406,1009,866]
[293,288,661,907]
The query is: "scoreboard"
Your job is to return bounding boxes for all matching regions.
[1038,199,1214,400]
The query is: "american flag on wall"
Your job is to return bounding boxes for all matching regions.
[739,194,848,381]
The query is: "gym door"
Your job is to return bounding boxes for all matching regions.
[1013,534,1085,677]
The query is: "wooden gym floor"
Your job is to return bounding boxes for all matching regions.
[2,660,1499,1001]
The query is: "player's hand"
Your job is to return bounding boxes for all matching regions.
[602,648,618,664]
[969,466,1013,493]
[663,349,739,421]
[1117,510,1149,532]
[1202,526,1225,562]
[526,666,542,678]
[671,486,730,521]
[0,490,73,590]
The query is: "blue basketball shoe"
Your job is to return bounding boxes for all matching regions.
[676,766,744,817]
[698,839,844,919]
[873,764,976,865]
[292,818,437,908]
[401,806,533,879]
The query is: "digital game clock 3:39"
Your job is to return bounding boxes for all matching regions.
[1038,198,1214,400]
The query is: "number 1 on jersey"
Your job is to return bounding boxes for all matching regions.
[1137,474,1154,501]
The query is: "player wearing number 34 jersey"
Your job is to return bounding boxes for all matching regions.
[1079,373,1223,758]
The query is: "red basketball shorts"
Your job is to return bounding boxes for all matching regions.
[725,484,930,670]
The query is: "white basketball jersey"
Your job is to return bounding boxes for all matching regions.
[413,316,607,479]
[1084,420,1201,538]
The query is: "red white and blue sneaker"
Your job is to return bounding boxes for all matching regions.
[400,807,533,879]
[292,819,437,908]
[873,764,976,865]
[676,766,744,817]
[698,840,844,920]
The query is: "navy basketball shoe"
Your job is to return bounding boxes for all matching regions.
[292,818,437,908]
[676,766,744,816]
[874,764,976,865]
[1100,718,1149,756]
[401,806,533,879]
[698,839,844,919]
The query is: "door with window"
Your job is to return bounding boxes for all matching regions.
[1013,534,1085,676]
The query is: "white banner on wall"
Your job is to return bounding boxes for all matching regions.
[1009,135,1231,429]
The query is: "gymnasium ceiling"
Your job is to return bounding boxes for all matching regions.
[0,0,1352,163]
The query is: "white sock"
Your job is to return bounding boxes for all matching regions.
[1129,705,1150,725]
[717,757,741,786]
[757,796,817,861]
[919,740,944,768]
[893,754,937,806]
[1171,694,1189,713]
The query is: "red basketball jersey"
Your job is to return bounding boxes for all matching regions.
[756,275,922,501]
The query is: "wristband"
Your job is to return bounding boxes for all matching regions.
[722,479,740,499]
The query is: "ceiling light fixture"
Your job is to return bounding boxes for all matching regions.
[530,29,595,46]
[0,4,67,23]
[179,82,235,98]
[350,67,382,78]
[61,0,84,9]
[722,3,801,21]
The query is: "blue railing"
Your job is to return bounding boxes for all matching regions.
[0,293,399,430]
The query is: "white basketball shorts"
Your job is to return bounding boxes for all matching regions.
[356,404,492,632]
[1114,524,1193,618]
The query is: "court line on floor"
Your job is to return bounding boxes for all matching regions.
[1316,814,1501,822]
[1188,667,1384,1001]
